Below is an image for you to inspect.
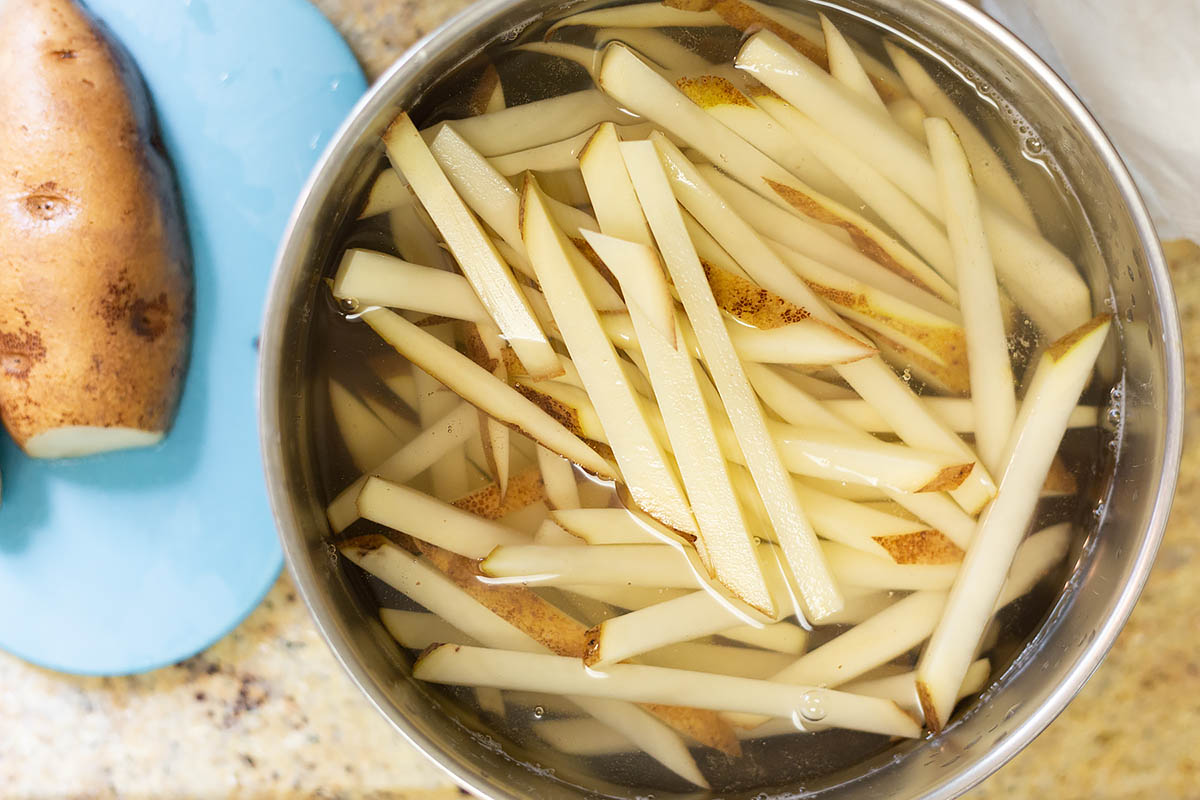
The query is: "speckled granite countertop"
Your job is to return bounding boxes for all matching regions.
[2,3,1197,797]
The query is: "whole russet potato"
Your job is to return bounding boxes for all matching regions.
[0,0,192,458]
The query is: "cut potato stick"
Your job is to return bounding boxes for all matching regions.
[824,541,959,591]
[362,308,616,479]
[845,658,990,717]
[563,585,692,610]
[326,400,480,533]
[385,115,560,379]
[389,190,454,271]
[359,392,420,445]
[481,408,511,499]
[578,123,657,248]
[885,41,1037,230]
[586,589,783,667]
[481,543,700,588]
[552,508,662,545]
[602,312,874,366]
[755,96,957,284]
[586,231,775,614]
[823,398,1100,435]
[380,609,473,649]
[887,96,928,143]
[718,622,809,655]
[490,122,657,176]
[422,89,638,156]
[598,44,939,295]
[747,363,978,548]
[815,589,898,625]
[791,480,962,564]
[651,134,995,514]
[820,13,885,111]
[917,316,1110,731]
[359,168,407,219]
[328,378,402,472]
[681,209,748,279]
[738,31,1091,339]
[620,139,843,620]
[357,477,529,559]
[595,27,714,76]
[927,117,1016,473]
[414,644,921,738]
[414,363,471,501]
[344,537,711,782]
[522,177,696,534]
[537,445,581,510]
[699,165,959,314]
[710,0,908,102]
[676,75,859,209]
[996,523,1072,609]
[535,718,638,756]
[533,519,581,546]
[451,466,544,520]
[766,240,970,395]
[639,641,798,679]
[332,249,489,321]
[725,590,946,728]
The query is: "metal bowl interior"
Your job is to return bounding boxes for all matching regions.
[258,0,1183,797]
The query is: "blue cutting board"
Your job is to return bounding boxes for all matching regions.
[0,0,366,675]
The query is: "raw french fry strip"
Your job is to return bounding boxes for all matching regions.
[697,164,960,315]
[414,644,922,738]
[585,590,796,667]
[586,231,775,614]
[359,168,407,219]
[328,379,402,473]
[620,139,843,620]
[597,44,942,297]
[383,114,561,379]
[638,641,798,679]
[413,361,470,501]
[361,308,616,479]
[844,658,990,717]
[602,311,876,366]
[340,537,710,785]
[650,135,996,515]
[737,31,1091,339]
[676,75,861,210]
[819,13,885,110]
[724,590,945,728]
[917,316,1111,731]
[887,96,928,142]
[521,177,697,534]
[823,541,959,591]
[536,445,581,510]
[563,585,691,610]
[595,27,714,75]
[388,189,453,271]
[552,508,664,545]
[927,117,1016,474]
[535,718,638,756]
[421,89,638,156]
[380,609,473,649]
[823,398,1099,435]
[427,128,623,318]
[332,249,490,321]
[533,519,580,545]
[754,95,958,283]
[481,543,701,588]
[884,41,1037,230]
[356,477,529,559]
[326,400,480,533]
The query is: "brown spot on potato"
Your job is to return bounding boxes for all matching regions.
[676,75,754,109]
[23,183,71,220]
[873,530,964,565]
[451,467,544,519]
[50,48,77,59]
[130,294,170,340]
[0,330,47,378]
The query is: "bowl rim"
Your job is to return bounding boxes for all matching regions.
[258,0,1185,797]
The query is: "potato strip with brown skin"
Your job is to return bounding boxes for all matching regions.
[451,467,545,520]
[407,539,741,756]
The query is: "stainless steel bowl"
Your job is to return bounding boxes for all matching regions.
[258,0,1184,796]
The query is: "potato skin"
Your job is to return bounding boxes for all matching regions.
[0,0,191,453]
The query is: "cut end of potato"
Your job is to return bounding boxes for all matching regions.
[23,426,164,459]
[918,462,974,493]
[915,679,942,733]
[872,530,964,565]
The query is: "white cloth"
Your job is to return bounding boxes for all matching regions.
[983,0,1200,241]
